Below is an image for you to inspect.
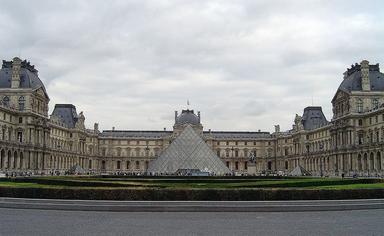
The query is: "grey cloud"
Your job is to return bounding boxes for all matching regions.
[0,0,383,132]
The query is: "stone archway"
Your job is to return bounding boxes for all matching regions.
[369,152,374,171]
[19,152,24,169]
[13,151,18,169]
[357,154,362,171]
[363,153,368,171]
[0,149,4,169]
[7,150,11,169]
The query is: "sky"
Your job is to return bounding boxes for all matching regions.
[1,0,383,132]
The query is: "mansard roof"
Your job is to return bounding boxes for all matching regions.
[51,104,79,128]
[0,58,48,97]
[301,106,329,130]
[100,130,172,138]
[337,62,384,93]
[99,129,272,139]
[205,131,272,139]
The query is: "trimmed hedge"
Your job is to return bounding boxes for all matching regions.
[0,178,135,188]
[0,187,383,200]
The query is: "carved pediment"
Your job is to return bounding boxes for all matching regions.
[332,89,350,103]
[33,87,49,99]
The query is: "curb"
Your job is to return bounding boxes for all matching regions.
[1,198,384,212]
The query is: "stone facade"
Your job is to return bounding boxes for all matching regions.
[0,57,383,176]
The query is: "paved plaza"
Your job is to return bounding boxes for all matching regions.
[0,208,383,236]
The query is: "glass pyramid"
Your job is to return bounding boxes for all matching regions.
[147,125,231,175]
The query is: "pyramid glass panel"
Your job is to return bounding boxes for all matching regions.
[147,125,231,175]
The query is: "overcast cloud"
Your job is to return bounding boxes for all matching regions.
[1,0,383,132]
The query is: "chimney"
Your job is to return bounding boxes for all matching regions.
[112,127,115,131]
[198,111,201,122]
[94,123,99,133]
[164,127,166,131]
[174,111,178,123]
[274,125,280,133]
[361,60,370,91]
[11,57,22,88]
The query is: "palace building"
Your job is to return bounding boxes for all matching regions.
[0,57,384,177]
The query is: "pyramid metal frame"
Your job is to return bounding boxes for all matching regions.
[147,125,231,175]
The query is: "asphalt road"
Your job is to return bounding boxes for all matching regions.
[0,208,383,236]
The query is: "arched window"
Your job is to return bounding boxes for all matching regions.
[2,96,9,107]
[135,161,140,170]
[126,161,131,170]
[377,152,382,171]
[18,96,25,111]
[357,99,363,113]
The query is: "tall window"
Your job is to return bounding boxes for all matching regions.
[358,133,364,145]
[358,119,363,126]
[117,161,121,169]
[372,99,379,109]
[17,132,22,142]
[357,99,363,113]
[2,96,9,107]
[101,160,106,170]
[18,96,25,111]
